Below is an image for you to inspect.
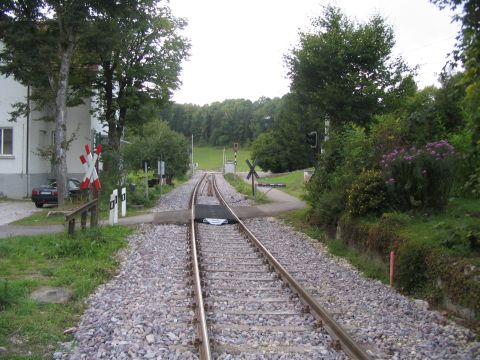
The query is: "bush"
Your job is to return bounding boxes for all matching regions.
[346,169,386,216]
[396,240,431,293]
[381,140,457,211]
[308,190,345,227]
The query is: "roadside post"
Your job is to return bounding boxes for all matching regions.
[143,160,149,200]
[233,143,238,173]
[113,188,118,224]
[246,159,259,197]
[109,191,115,225]
[121,187,126,217]
[158,159,165,198]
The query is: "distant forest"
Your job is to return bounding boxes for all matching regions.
[160,97,283,146]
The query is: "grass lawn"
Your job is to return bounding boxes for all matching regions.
[0,226,131,359]
[258,170,308,199]
[396,197,480,258]
[194,146,252,172]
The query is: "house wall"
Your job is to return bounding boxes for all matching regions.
[0,73,95,198]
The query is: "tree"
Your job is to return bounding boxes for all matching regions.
[251,94,317,172]
[124,120,189,180]
[286,6,414,130]
[0,1,106,206]
[431,0,480,195]
[85,0,190,183]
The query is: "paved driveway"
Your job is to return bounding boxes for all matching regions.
[0,201,40,225]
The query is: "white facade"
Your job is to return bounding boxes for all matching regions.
[0,74,102,198]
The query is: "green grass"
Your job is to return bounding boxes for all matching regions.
[279,208,389,284]
[0,226,131,359]
[194,146,252,172]
[258,170,308,199]
[224,173,269,204]
[396,197,480,257]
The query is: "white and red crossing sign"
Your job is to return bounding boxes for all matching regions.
[79,144,102,190]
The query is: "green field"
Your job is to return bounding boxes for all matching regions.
[194,146,252,172]
[258,170,309,199]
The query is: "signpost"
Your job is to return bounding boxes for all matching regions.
[158,159,165,198]
[246,159,259,196]
[79,144,102,226]
[143,160,149,200]
[79,144,102,190]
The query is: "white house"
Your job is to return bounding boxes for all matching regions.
[0,73,103,199]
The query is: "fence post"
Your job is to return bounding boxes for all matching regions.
[81,211,87,230]
[91,202,98,228]
[68,218,75,236]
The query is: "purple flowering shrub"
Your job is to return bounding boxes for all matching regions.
[380,140,457,211]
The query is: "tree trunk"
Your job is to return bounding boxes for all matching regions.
[54,34,75,207]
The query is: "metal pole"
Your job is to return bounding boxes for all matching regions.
[251,175,255,198]
[191,134,194,174]
[144,161,149,200]
[222,147,225,173]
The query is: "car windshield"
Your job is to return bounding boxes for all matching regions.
[45,179,80,190]
[68,179,80,190]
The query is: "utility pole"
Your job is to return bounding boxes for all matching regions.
[191,134,194,174]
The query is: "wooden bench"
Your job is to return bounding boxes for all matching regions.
[65,199,98,236]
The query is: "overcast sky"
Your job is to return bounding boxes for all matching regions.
[169,0,460,105]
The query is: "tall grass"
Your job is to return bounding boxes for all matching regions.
[194,146,252,172]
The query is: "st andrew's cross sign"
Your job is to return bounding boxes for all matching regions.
[246,159,259,196]
[246,159,259,180]
[79,144,102,190]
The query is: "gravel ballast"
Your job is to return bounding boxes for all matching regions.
[60,172,479,359]
[66,224,196,359]
[244,217,480,359]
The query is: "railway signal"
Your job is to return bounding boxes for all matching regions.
[306,131,318,149]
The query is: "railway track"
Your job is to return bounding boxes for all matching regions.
[188,173,371,359]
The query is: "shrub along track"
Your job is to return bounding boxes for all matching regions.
[189,173,371,359]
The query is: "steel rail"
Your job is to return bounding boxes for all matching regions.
[189,173,212,360]
[212,174,372,360]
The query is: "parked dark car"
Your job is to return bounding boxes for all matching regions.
[31,178,81,208]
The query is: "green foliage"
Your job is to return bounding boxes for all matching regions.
[162,97,283,146]
[396,240,431,293]
[307,124,371,225]
[286,5,413,130]
[308,190,345,228]
[251,132,286,172]
[124,120,189,179]
[381,141,457,211]
[346,170,386,216]
[434,222,480,254]
[249,93,318,173]
[370,115,409,162]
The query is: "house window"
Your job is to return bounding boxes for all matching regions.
[0,128,13,155]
